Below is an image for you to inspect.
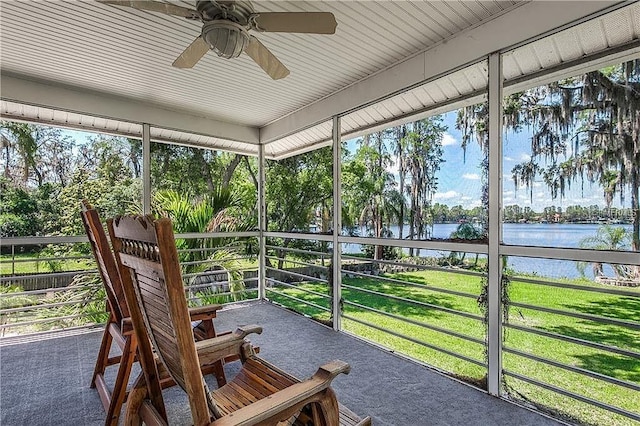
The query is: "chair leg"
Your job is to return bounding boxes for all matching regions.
[91,321,115,388]
[105,334,138,426]
[201,319,227,387]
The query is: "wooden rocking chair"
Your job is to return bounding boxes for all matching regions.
[81,202,228,425]
[109,214,371,426]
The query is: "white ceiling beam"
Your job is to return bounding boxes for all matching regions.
[260,1,622,143]
[0,74,259,144]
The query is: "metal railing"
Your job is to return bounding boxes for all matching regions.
[500,256,640,424]
[0,233,260,338]
[263,239,333,321]
[263,231,640,426]
[339,241,489,386]
[264,234,489,386]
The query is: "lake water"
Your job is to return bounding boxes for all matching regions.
[342,223,634,279]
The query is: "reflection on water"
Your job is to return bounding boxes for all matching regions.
[342,223,633,279]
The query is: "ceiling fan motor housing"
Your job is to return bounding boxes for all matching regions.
[196,0,255,24]
[202,20,249,59]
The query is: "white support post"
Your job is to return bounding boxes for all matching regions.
[332,115,342,331]
[142,123,151,215]
[258,143,267,300]
[487,52,503,396]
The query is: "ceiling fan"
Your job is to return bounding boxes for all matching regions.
[101,1,337,80]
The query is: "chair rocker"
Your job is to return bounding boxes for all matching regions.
[81,202,227,425]
[110,214,371,426]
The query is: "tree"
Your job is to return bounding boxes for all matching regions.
[393,125,409,238]
[342,119,445,258]
[0,178,39,237]
[342,131,402,259]
[449,222,484,266]
[0,122,40,186]
[266,147,333,267]
[578,225,633,279]
[457,102,489,234]
[357,131,401,259]
[266,147,332,233]
[403,118,446,255]
[0,122,74,188]
[508,61,640,259]
[58,136,142,236]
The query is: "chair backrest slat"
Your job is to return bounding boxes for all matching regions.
[80,200,129,322]
[110,215,211,426]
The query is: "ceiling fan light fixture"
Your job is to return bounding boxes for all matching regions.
[202,20,249,59]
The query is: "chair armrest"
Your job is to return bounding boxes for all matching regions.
[195,325,262,366]
[120,317,135,335]
[188,304,223,321]
[210,360,350,426]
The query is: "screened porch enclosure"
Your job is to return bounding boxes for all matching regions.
[1,1,639,425]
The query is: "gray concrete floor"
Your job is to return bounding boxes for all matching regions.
[0,301,561,425]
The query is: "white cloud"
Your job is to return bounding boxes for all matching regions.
[386,160,399,176]
[461,196,473,201]
[441,132,458,146]
[520,153,532,162]
[433,190,460,200]
[462,173,480,180]
[504,156,515,162]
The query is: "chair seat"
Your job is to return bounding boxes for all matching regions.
[212,357,370,426]
[212,357,297,416]
[338,405,368,426]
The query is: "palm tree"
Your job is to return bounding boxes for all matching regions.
[449,222,484,266]
[153,188,249,301]
[0,122,41,186]
[578,225,633,279]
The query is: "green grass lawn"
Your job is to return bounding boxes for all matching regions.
[267,269,640,426]
[0,252,94,275]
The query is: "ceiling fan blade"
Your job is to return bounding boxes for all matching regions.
[99,1,199,19]
[244,36,290,80]
[172,37,210,68]
[252,12,337,34]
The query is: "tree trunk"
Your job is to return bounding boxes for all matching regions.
[398,160,405,240]
[194,150,214,192]
[631,171,639,252]
[409,178,418,257]
[3,144,10,179]
[631,171,639,279]
[222,154,243,189]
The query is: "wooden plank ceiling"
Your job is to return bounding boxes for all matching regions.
[1,1,637,158]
